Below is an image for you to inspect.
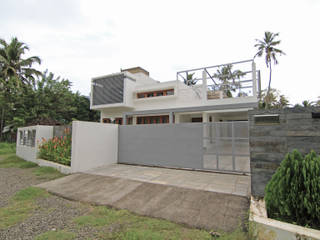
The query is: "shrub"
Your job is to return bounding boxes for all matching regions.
[38,128,71,166]
[265,149,320,229]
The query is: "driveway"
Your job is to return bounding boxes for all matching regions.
[38,164,250,232]
[86,163,250,197]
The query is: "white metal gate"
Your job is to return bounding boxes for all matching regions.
[203,121,250,173]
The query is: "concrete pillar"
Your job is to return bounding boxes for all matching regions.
[202,112,209,122]
[202,112,209,148]
[132,116,137,125]
[252,61,257,97]
[202,70,207,103]
[175,113,180,123]
[169,112,174,124]
[122,115,127,125]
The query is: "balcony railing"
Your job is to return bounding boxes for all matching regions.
[176,59,261,100]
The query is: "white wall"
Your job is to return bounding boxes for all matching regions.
[16,125,53,163]
[71,121,118,173]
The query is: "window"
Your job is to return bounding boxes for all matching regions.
[103,118,111,123]
[137,115,169,124]
[312,112,320,119]
[254,115,280,125]
[166,90,174,96]
[137,89,174,99]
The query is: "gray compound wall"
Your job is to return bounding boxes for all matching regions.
[249,107,320,197]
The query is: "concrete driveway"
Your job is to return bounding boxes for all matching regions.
[38,164,250,232]
[86,164,250,197]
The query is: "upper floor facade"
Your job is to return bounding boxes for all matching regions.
[90,60,261,124]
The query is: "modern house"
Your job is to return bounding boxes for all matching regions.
[90,59,261,124]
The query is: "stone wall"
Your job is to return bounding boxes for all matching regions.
[249,107,320,197]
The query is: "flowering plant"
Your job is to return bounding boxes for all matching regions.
[38,128,71,166]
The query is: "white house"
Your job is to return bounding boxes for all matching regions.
[90,60,261,124]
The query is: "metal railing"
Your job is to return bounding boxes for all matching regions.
[176,59,261,100]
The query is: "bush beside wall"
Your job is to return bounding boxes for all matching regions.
[265,149,320,229]
[38,128,71,166]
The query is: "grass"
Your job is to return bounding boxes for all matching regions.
[0,142,16,155]
[0,187,49,229]
[74,206,213,240]
[0,154,38,168]
[0,149,66,181]
[32,166,66,180]
[34,230,76,240]
[13,186,49,201]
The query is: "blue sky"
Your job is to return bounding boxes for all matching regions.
[1,0,319,104]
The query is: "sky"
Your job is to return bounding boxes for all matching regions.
[1,0,319,105]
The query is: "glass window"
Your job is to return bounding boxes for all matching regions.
[19,131,24,145]
[137,93,145,98]
[166,90,174,96]
[156,92,163,96]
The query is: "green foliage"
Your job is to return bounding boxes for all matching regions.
[184,73,198,86]
[0,142,16,154]
[0,37,100,141]
[259,88,289,109]
[213,64,245,97]
[38,129,71,166]
[254,32,285,107]
[0,154,38,168]
[265,150,320,229]
[35,230,76,240]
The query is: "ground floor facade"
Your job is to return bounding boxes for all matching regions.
[100,102,255,125]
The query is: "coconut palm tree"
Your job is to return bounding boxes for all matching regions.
[0,37,41,88]
[254,32,285,103]
[0,37,41,140]
[213,64,245,97]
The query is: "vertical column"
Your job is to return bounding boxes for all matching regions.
[203,112,209,149]
[169,112,174,124]
[202,70,207,103]
[132,116,137,125]
[175,113,180,123]
[232,122,235,171]
[122,114,127,125]
[252,61,257,97]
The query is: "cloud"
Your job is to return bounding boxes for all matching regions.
[0,0,83,28]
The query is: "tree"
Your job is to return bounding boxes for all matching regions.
[254,32,285,106]
[184,73,197,86]
[0,37,41,87]
[259,88,289,109]
[213,64,245,97]
[0,37,41,140]
[294,100,315,108]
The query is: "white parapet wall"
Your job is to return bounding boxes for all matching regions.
[16,125,53,163]
[71,121,119,173]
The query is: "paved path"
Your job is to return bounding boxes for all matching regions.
[86,164,251,197]
[38,164,251,232]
